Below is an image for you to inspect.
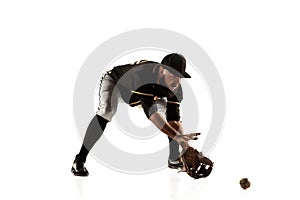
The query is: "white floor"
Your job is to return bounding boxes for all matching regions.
[4,128,297,200]
[11,150,296,200]
[63,150,298,200]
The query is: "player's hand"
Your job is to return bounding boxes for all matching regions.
[174,133,201,150]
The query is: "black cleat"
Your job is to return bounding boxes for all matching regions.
[168,158,183,169]
[71,158,89,176]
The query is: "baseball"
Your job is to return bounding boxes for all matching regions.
[239,178,251,189]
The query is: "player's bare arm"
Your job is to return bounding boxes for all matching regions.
[149,112,200,150]
[168,121,183,134]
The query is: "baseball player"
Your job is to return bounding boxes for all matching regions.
[71,53,200,176]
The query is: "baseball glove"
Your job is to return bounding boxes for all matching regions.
[180,147,214,179]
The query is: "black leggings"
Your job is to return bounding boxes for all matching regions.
[76,115,108,162]
[168,136,180,161]
[76,115,180,162]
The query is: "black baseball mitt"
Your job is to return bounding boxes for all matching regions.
[180,147,214,179]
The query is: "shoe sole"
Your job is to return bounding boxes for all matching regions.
[71,167,89,177]
[168,165,183,169]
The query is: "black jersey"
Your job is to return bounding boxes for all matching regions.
[107,61,183,121]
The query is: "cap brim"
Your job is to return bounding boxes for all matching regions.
[174,71,191,78]
[183,72,191,78]
[161,64,191,78]
[167,66,191,78]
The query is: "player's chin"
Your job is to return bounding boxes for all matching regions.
[169,87,177,91]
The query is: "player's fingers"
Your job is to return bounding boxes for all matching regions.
[192,133,201,140]
[185,133,200,140]
[188,132,201,136]
[190,133,201,138]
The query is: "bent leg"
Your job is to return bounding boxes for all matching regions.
[155,98,181,161]
[168,121,182,161]
[76,115,108,162]
[168,136,180,161]
[75,73,119,161]
[96,73,120,122]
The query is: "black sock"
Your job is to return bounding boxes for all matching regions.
[76,115,108,162]
[168,136,180,161]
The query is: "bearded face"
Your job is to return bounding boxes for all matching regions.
[159,69,181,91]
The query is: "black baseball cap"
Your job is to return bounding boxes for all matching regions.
[161,53,191,78]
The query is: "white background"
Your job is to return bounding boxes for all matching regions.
[1,0,300,200]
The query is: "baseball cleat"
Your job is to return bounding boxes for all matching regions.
[71,158,89,176]
[168,158,183,169]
